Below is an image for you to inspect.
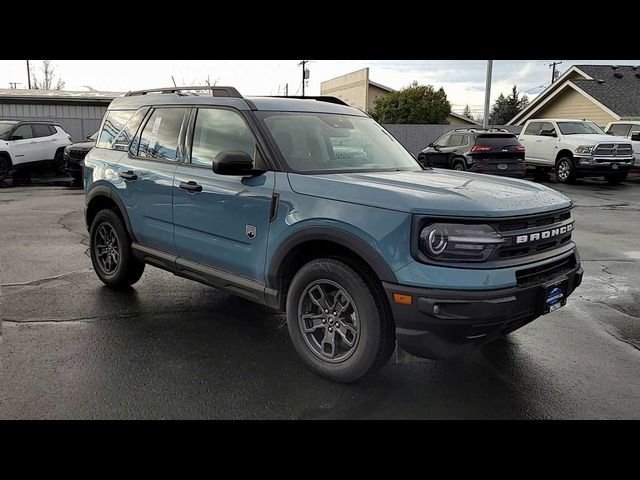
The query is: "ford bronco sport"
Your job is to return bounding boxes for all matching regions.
[84,87,583,382]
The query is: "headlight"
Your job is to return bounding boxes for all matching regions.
[575,145,594,154]
[419,223,504,262]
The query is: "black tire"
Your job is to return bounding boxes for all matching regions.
[605,171,628,185]
[0,157,10,182]
[555,157,576,183]
[286,258,395,383]
[54,149,65,175]
[71,171,82,186]
[89,209,145,288]
[452,159,465,171]
[418,155,428,167]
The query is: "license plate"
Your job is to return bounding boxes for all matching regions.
[542,281,566,314]
[498,164,508,170]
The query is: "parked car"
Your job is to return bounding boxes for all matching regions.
[417,128,526,177]
[84,87,582,383]
[0,120,72,180]
[64,131,97,184]
[604,121,640,170]
[518,119,634,184]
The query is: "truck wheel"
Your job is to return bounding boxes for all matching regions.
[555,157,576,183]
[605,171,628,185]
[0,157,9,181]
[286,258,395,383]
[89,209,145,289]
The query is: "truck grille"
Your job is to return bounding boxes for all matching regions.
[493,208,573,260]
[593,143,633,157]
[516,254,576,287]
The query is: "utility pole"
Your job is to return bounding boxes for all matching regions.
[483,60,493,129]
[549,61,562,83]
[26,60,31,89]
[9,82,21,89]
[299,60,309,96]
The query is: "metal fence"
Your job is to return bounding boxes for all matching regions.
[383,124,523,156]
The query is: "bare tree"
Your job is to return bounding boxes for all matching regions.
[204,75,219,86]
[31,60,65,90]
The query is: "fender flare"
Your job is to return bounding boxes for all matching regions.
[267,226,398,289]
[86,185,137,241]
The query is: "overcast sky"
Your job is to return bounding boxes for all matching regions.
[1,60,639,116]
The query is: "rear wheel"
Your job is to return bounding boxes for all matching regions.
[555,157,576,183]
[90,209,145,288]
[605,171,629,184]
[286,258,395,383]
[0,157,10,182]
[54,149,65,175]
[452,159,465,171]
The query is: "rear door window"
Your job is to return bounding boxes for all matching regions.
[137,108,187,161]
[524,122,542,135]
[32,124,52,137]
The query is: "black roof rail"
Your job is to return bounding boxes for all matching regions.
[124,86,243,98]
[267,95,349,106]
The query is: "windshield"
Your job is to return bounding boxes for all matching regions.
[557,121,605,135]
[259,112,420,173]
[0,122,16,139]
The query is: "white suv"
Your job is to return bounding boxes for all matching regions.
[0,120,72,180]
[518,119,634,184]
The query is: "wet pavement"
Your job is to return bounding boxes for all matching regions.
[1,171,639,419]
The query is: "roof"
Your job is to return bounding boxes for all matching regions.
[0,88,123,104]
[368,79,394,92]
[109,92,367,116]
[508,64,640,125]
[448,111,481,125]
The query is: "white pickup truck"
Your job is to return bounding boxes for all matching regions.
[0,120,72,181]
[604,121,640,168]
[518,118,634,184]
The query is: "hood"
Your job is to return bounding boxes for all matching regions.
[288,169,571,217]
[566,134,630,144]
[68,140,95,150]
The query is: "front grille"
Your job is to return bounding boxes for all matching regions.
[516,254,576,287]
[493,209,573,260]
[593,143,633,157]
[68,149,89,160]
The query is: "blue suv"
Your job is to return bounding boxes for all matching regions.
[84,86,583,382]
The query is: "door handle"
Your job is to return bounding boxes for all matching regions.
[536,139,542,142]
[179,181,203,193]
[120,171,138,181]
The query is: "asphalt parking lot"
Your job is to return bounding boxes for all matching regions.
[1,171,639,419]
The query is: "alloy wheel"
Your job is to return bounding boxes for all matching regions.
[557,161,570,181]
[297,279,360,363]
[94,222,120,274]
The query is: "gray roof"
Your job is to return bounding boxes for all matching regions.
[0,88,124,103]
[572,65,640,118]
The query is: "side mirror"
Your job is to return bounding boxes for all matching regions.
[8,135,23,141]
[212,151,263,176]
[631,132,640,142]
[427,142,434,148]
[606,131,614,135]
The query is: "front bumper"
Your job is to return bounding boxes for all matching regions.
[574,155,634,174]
[384,261,583,360]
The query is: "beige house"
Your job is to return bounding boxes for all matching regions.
[508,64,640,127]
[320,68,479,126]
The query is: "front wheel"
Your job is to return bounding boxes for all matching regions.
[452,159,465,171]
[555,157,576,183]
[605,171,629,185]
[54,150,65,175]
[286,258,395,383]
[90,209,145,288]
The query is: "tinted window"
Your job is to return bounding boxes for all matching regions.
[607,123,632,137]
[476,134,519,147]
[97,110,135,149]
[113,108,148,151]
[462,134,471,146]
[540,122,556,136]
[435,134,451,147]
[32,124,52,137]
[524,122,542,135]
[48,125,56,135]
[138,108,187,161]
[12,124,33,139]
[191,108,256,167]
[448,134,463,147]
